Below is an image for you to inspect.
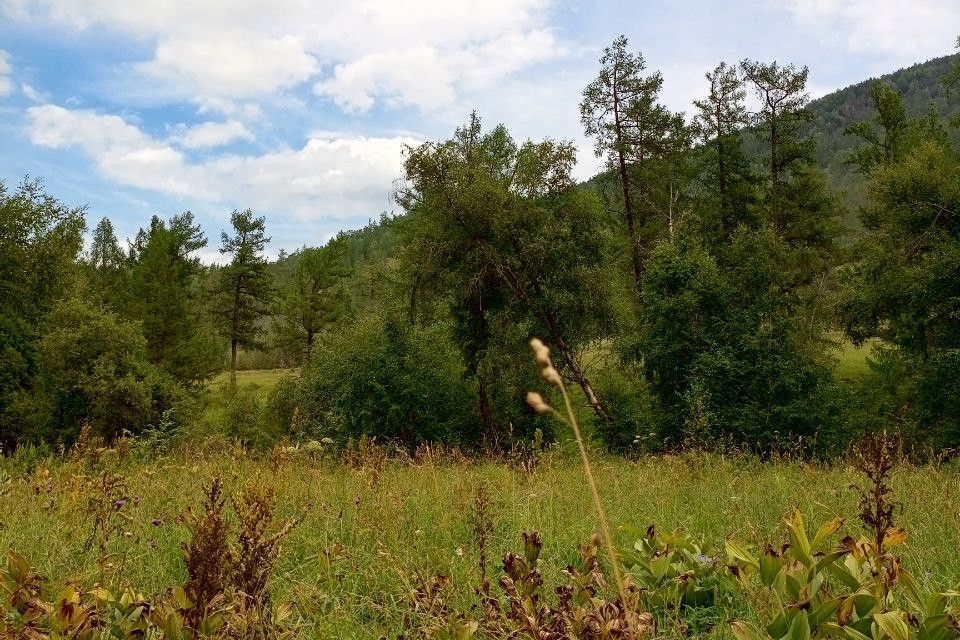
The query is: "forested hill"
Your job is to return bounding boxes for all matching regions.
[805,53,960,219]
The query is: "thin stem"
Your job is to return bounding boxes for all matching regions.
[554,382,628,603]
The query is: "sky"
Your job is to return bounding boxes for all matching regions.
[0,1,957,261]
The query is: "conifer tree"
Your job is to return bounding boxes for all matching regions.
[216,209,273,385]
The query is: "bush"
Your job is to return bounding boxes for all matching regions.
[635,236,847,455]
[219,388,280,450]
[275,313,481,449]
[36,297,185,443]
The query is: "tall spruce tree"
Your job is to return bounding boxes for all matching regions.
[216,208,273,385]
[693,62,757,242]
[87,217,128,308]
[129,212,218,386]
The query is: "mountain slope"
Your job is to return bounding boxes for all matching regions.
[805,53,960,227]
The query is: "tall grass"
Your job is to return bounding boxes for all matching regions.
[2,445,960,638]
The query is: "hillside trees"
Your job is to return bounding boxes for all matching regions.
[215,209,273,385]
[841,87,960,446]
[397,113,614,444]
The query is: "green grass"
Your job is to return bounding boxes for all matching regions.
[2,450,959,638]
[208,368,298,399]
[835,339,879,381]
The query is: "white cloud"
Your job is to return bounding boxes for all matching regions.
[0,50,13,97]
[316,28,564,112]
[170,120,255,149]
[27,104,417,220]
[20,83,45,102]
[4,1,558,109]
[786,0,960,62]
[137,31,319,98]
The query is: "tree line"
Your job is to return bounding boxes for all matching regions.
[2,36,959,456]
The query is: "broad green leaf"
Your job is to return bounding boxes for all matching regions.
[874,611,910,640]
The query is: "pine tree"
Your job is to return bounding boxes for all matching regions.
[87,217,128,308]
[276,237,351,363]
[693,62,756,242]
[129,212,218,386]
[216,209,273,386]
[581,36,686,292]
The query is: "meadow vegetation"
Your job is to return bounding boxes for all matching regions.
[1,34,960,640]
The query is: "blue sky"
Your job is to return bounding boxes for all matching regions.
[0,0,957,261]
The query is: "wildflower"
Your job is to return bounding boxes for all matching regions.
[148,539,156,548]
[151,518,161,526]
[455,547,464,557]
[114,499,126,510]
[695,553,715,565]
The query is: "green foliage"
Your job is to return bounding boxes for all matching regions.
[840,87,960,447]
[274,235,352,364]
[635,235,843,452]
[398,112,614,440]
[37,296,184,442]
[128,213,219,386]
[0,179,85,449]
[621,525,734,614]
[218,387,279,450]
[215,208,274,380]
[727,510,960,640]
[278,313,481,449]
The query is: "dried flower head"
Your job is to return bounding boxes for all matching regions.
[529,338,552,367]
[525,392,552,415]
[541,366,563,386]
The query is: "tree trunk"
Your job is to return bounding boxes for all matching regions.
[477,373,498,451]
[612,66,644,295]
[230,338,238,388]
[541,310,613,427]
[305,329,314,363]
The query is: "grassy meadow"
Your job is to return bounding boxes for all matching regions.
[2,441,959,638]
[2,342,940,639]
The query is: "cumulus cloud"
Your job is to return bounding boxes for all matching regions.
[316,28,563,112]
[137,31,319,98]
[786,0,960,62]
[5,0,559,110]
[27,104,417,220]
[169,120,255,149]
[0,50,13,97]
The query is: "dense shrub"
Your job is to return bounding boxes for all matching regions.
[273,313,482,449]
[36,296,185,443]
[634,236,846,454]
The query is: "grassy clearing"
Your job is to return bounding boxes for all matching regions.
[2,450,959,638]
[834,337,879,381]
[207,368,298,398]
